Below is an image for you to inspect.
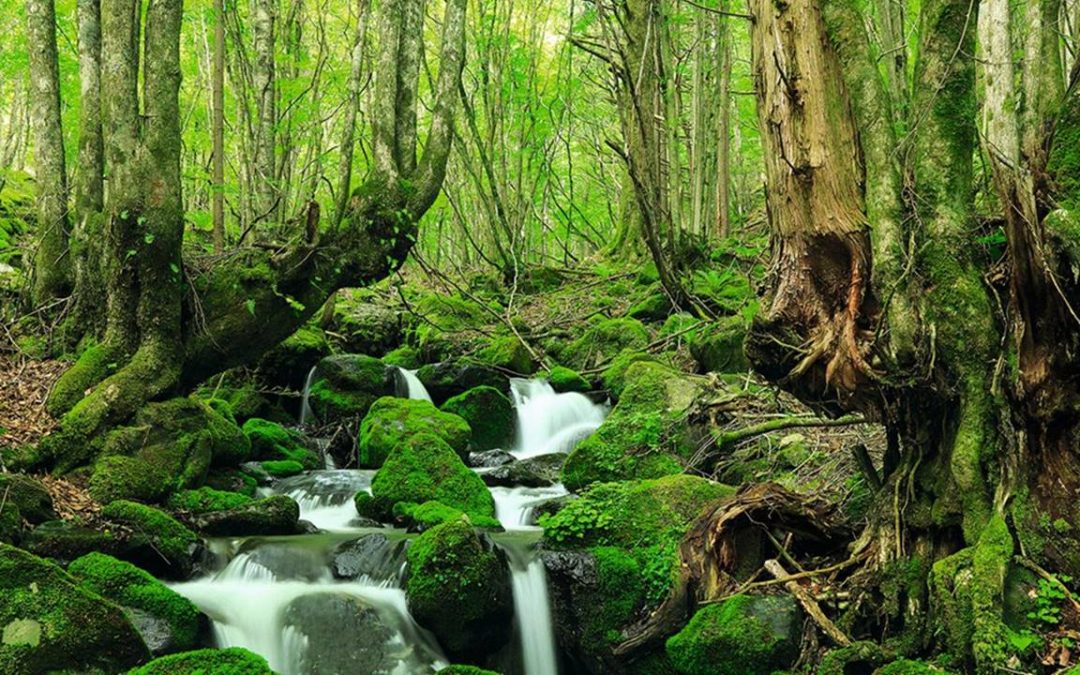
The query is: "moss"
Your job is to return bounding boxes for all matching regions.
[394,500,501,531]
[197,386,276,425]
[0,543,150,673]
[191,495,299,536]
[817,641,891,675]
[101,501,198,571]
[687,316,749,374]
[67,552,201,652]
[665,594,800,675]
[257,325,330,388]
[437,666,501,675]
[243,418,320,469]
[308,354,393,424]
[166,487,253,514]
[581,546,645,651]
[372,433,495,521]
[875,659,944,674]
[474,336,536,374]
[382,345,422,369]
[546,365,591,393]
[260,460,304,477]
[358,397,471,467]
[563,317,651,370]
[405,519,512,658]
[129,647,273,674]
[0,474,55,524]
[563,362,700,490]
[441,386,515,451]
[627,293,674,322]
[600,350,665,398]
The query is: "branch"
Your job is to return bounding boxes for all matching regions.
[764,559,852,646]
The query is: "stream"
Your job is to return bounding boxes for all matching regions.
[171,371,607,675]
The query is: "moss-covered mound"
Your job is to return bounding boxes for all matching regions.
[405,519,512,659]
[686,315,749,374]
[562,362,703,490]
[563,317,650,370]
[257,325,330,389]
[242,418,320,469]
[101,501,200,579]
[0,474,55,524]
[166,487,253,514]
[438,666,501,675]
[0,543,150,673]
[358,397,471,467]
[546,366,591,393]
[308,354,393,423]
[599,350,666,398]
[416,361,509,403]
[665,594,801,675]
[393,500,501,531]
[371,433,495,522]
[88,397,250,504]
[129,647,273,674]
[67,552,203,654]
[474,335,536,374]
[260,459,305,477]
[191,495,300,536]
[441,386,515,451]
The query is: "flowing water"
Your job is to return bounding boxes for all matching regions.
[299,366,319,426]
[173,376,605,674]
[393,367,433,402]
[510,379,607,459]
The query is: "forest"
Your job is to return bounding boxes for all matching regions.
[0,0,1078,673]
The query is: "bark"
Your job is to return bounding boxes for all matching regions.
[26,0,72,303]
[252,0,277,224]
[212,0,226,252]
[334,0,372,226]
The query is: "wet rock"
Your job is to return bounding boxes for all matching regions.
[191,495,301,536]
[470,449,516,468]
[481,453,565,488]
[332,533,408,582]
[233,541,330,582]
[416,362,509,404]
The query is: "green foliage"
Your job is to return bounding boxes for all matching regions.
[1027,575,1071,628]
[358,397,472,467]
[128,647,273,674]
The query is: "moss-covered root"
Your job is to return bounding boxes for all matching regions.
[128,647,273,674]
[929,515,1014,674]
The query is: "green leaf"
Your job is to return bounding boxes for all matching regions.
[245,299,256,316]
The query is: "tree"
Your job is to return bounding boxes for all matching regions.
[38,0,468,472]
[741,0,1080,667]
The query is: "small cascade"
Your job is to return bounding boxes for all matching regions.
[490,485,568,530]
[496,535,560,675]
[299,366,319,425]
[275,470,377,532]
[393,367,432,402]
[510,378,607,459]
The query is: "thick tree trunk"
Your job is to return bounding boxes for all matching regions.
[26,0,72,304]
[252,0,277,225]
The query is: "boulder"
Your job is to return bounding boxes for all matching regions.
[545,366,591,394]
[0,543,150,673]
[191,495,301,536]
[563,318,650,371]
[405,519,513,660]
[358,397,471,467]
[242,418,321,469]
[331,302,403,357]
[474,336,536,375]
[469,449,516,468]
[308,354,394,423]
[441,386,515,452]
[331,533,409,582]
[416,361,509,403]
[166,486,253,515]
[256,325,331,390]
[101,501,200,579]
[482,453,565,488]
[687,316,749,374]
[129,647,273,674]
[0,474,55,524]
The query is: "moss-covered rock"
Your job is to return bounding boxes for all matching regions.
[371,433,495,522]
[599,349,666,399]
[562,362,703,490]
[0,543,150,673]
[393,500,501,531]
[382,345,422,369]
[197,385,282,425]
[166,487,253,514]
[128,647,273,674]
[687,316,749,374]
[242,418,320,469]
[546,366,591,393]
[441,386,515,452]
[331,301,404,357]
[474,336,536,374]
[308,354,393,423]
[416,361,509,403]
[438,665,501,675]
[0,474,55,524]
[89,397,249,504]
[256,325,330,389]
[405,519,512,659]
[482,453,565,488]
[665,594,801,675]
[260,459,305,477]
[101,501,200,579]
[67,552,203,655]
[563,318,651,370]
[191,495,300,536]
[627,293,674,322]
[358,397,472,467]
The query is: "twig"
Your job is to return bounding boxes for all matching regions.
[764,558,852,646]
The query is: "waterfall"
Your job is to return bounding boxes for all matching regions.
[299,366,318,426]
[496,535,560,675]
[490,485,568,529]
[393,367,432,402]
[275,470,376,532]
[510,378,607,459]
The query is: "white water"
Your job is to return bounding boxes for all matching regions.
[393,367,432,402]
[491,485,568,530]
[299,366,318,426]
[277,470,376,532]
[510,379,607,459]
[497,536,560,675]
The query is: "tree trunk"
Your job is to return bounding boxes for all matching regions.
[26,0,72,304]
[252,0,277,225]
[212,0,226,252]
[334,0,371,226]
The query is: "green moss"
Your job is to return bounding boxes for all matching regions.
[474,336,536,374]
[437,666,501,675]
[191,495,299,536]
[627,293,674,322]
[243,418,320,469]
[128,647,273,674]
[394,500,501,531]
[0,474,55,524]
[546,366,591,393]
[817,641,891,675]
[563,318,651,370]
[405,519,511,657]
[358,397,472,467]
[67,552,201,651]
[257,325,330,387]
[166,487,253,514]
[383,345,422,369]
[371,433,495,521]
[582,546,645,650]
[441,386,515,451]
[101,501,198,568]
[260,460,304,477]
[665,594,800,675]
[0,543,149,673]
[686,316,749,374]
[875,659,944,674]
[600,350,665,398]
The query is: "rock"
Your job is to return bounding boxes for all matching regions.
[0,474,55,524]
[101,501,200,579]
[416,361,509,403]
[166,486,253,514]
[331,533,408,582]
[382,345,422,369]
[370,433,495,522]
[257,325,331,390]
[67,552,204,655]
[665,594,802,675]
[563,318,650,371]
[599,350,666,399]
[331,302,403,357]
[545,366,591,394]
[309,354,394,424]
[562,362,706,490]
[261,460,306,477]
[89,397,249,504]
[482,453,565,488]
[191,495,301,536]
[358,397,472,467]
[393,500,500,531]
[231,541,329,581]
[469,449,516,468]
[0,543,150,673]
[129,647,273,674]
[474,336,537,374]
[405,519,513,660]
[627,293,674,322]
[441,386,515,452]
[243,418,321,469]
[687,316,749,374]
